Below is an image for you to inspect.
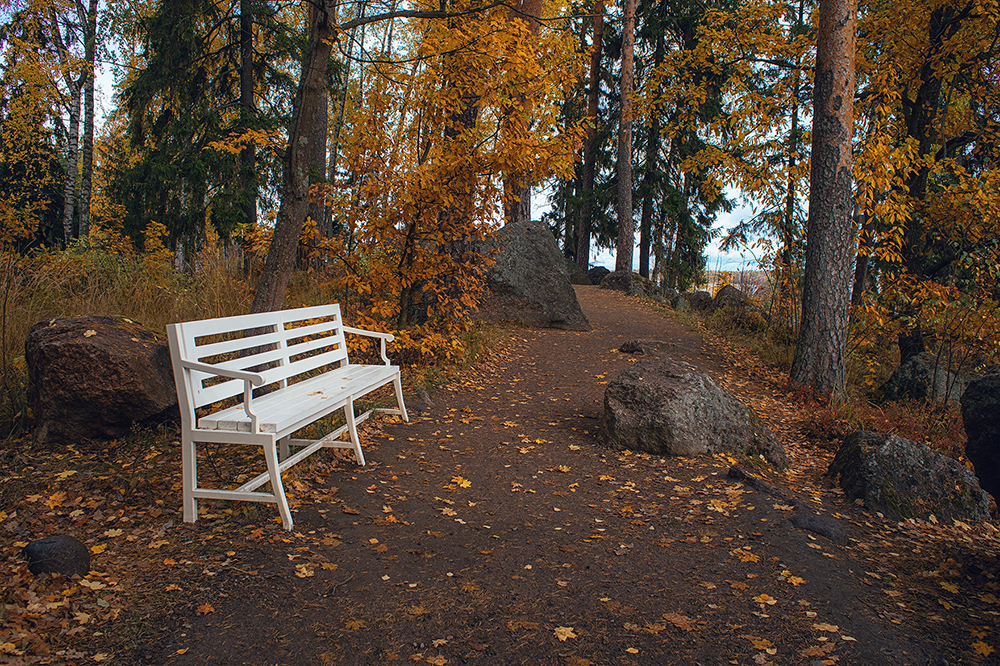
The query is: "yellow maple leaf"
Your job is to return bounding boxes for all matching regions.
[554,626,577,641]
[972,641,995,657]
[940,581,959,593]
[451,476,471,488]
[197,603,214,614]
[46,491,67,509]
[813,622,839,632]
[90,543,108,555]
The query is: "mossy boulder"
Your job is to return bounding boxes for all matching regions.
[827,431,990,522]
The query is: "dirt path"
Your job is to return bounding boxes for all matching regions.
[122,287,983,665]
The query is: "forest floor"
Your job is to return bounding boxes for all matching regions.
[3,285,1000,665]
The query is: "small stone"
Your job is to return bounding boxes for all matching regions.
[23,535,91,577]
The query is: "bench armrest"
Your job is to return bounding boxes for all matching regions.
[179,359,265,432]
[343,326,395,365]
[180,359,266,385]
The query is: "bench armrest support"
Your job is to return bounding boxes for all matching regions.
[343,326,395,365]
[179,359,265,432]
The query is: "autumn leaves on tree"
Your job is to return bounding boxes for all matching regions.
[2,0,1000,389]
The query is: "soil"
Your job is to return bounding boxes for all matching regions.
[6,286,999,665]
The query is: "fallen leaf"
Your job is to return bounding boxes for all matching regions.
[940,582,959,594]
[752,594,777,606]
[663,612,697,631]
[972,641,995,657]
[812,623,839,633]
[91,544,108,555]
[554,626,577,641]
[84,329,97,337]
[626,647,639,654]
[165,584,182,591]
[426,657,447,666]
[197,603,214,614]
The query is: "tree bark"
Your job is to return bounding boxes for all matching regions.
[637,3,666,279]
[614,0,635,273]
[789,0,857,396]
[78,0,98,238]
[575,0,603,272]
[251,0,336,313]
[240,0,257,232]
[61,79,82,245]
[502,0,544,228]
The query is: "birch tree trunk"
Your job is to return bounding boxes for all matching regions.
[789,0,857,396]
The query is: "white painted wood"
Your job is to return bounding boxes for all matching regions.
[166,304,408,530]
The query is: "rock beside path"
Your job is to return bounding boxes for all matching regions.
[602,358,786,466]
[876,352,966,403]
[961,372,1000,500]
[478,219,590,331]
[827,431,991,522]
[23,535,90,577]
[26,316,179,444]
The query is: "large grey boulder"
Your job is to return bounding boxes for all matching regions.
[711,285,760,325]
[26,315,179,444]
[961,371,1000,500]
[602,358,786,466]
[478,219,590,331]
[827,431,991,522]
[876,351,966,403]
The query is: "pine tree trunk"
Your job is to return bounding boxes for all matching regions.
[575,0,603,272]
[614,0,635,273]
[790,0,857,396]
[251,0,336,313]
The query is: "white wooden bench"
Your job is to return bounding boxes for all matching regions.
[166,304,407,530]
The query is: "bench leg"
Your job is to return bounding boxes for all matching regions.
[394,373,409,422]
[182,434,198,523]
[263,440,294,530]
[345,395,365,466]
[278,436,290,462]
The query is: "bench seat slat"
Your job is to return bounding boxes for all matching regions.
[197,364,399,435]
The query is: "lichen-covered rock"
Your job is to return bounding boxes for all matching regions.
[599,270,659,299]
[961,371,1000,500]
[827,431,990,522]
[587,266,611,285]
[564,258,591,285]
[602,358,786,466]
[876,352,966,403]
[619,339,679,357]
[23,535,91,577]
[26,316,179,444]
[477,219,590,331]
[672,291,712,311]
[711,285,760,325]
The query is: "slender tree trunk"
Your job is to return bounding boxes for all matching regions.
[790,0,857,396]
[307,0,330,237]
[575,0,603,272]
[251,0,336,313]
[78,0,98,238]
[61,79,82,245]
[614,0,635,273]
[638,5,665,279]
[240,0,258,233]
[502,0,544,227]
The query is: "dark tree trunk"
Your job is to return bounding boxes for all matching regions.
[79,0,98,238]
[614,0,634,273]
[790,0,857,396]
[575,0,603,272]
[251,0,335,313]
[240,0,257,231]
[637,6,665,279]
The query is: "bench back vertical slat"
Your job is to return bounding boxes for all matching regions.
[167,304,350,413]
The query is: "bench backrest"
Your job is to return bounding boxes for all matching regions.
[167,304,349,411]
